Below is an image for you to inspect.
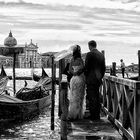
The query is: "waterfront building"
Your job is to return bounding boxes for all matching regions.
[0,32,42,68]
[18,40,42,68]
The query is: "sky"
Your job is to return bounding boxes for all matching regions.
[0,0,140,65]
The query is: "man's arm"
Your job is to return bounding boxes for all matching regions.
[84,53,90,76]
[101,56,106,78]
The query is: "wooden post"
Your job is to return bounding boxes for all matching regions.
[51,55,56,130]
[138,50,140,80]
[112,62,116,76]
[13,53,16,95]
[58,59,65,117]
[122,89,129,140]
[60,75,68,140]
[134,84,140,140]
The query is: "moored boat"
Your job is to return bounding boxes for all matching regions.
[0,66,51,122]
[0,65,9,93]
[32,67,48,82]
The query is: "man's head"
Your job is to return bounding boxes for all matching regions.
[88,40,97,51]
[120,59,123,62]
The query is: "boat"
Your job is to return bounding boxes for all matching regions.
[0,66,51,122]
[32,67,48,82]
[0,65,9,93]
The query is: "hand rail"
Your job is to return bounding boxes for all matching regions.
[101,75,140,140]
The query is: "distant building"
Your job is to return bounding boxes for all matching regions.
[0,32,42,68]
[18,40,42,68]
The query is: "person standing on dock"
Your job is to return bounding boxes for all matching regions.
[68,45,85,120]
[85,40,106,121]
[120,59,125,78]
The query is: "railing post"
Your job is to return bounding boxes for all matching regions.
[112,62,116,76]
[138,50,140,80]
[60,75,68,140]
[51,55,56,130]
[122,88,129,140]
[58,59,65,117]
[134,85,140,140]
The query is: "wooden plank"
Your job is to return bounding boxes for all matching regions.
[67,115,122,140]
[104,75,137,88]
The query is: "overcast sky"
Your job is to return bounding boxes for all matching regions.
[0,0,140,65]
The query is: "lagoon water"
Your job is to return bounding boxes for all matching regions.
[0,68,137,139]
[0,68,60,140]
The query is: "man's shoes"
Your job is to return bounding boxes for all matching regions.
[91,118,100,121]
[90,116,100,121]
[84,115,91,120]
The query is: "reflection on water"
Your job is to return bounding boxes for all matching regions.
[0,108,60,140]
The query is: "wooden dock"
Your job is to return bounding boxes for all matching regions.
[49,50,140,140]
[66,116,122,140]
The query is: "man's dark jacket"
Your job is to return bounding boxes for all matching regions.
[85,49,106,86]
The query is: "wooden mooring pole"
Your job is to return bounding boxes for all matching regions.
[58,59,65,117]
[112,62,116,76]
[13,53,16,95]
[138,50,140,80]
[60,76,68,140]
[135,85,140,140]
[51,55,56,130]
[134,50,140,140]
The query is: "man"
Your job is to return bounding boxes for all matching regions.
[85,40,106,121]
[120,59,125,78]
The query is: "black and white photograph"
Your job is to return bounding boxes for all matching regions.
[0,0,140,139]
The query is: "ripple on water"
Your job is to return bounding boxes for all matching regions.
[0,108,61,140]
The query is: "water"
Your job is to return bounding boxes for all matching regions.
[0,108,60,140]
[0,79,61,140]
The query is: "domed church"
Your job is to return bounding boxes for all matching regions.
[0,31,42,68]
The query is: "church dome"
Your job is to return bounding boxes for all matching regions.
[4,31,17,47]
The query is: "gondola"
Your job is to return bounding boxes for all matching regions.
[0,65,9,93]
[0,66,51,122]
[33,67,59,85]
[32,67,48,82]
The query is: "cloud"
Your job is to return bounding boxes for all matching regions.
[0,0,140,65]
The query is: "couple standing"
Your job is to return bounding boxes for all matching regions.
[67,40,106,121]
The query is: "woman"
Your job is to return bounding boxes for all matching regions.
[68,45,85,120]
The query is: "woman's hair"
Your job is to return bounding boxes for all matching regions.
[72,45,81,60]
